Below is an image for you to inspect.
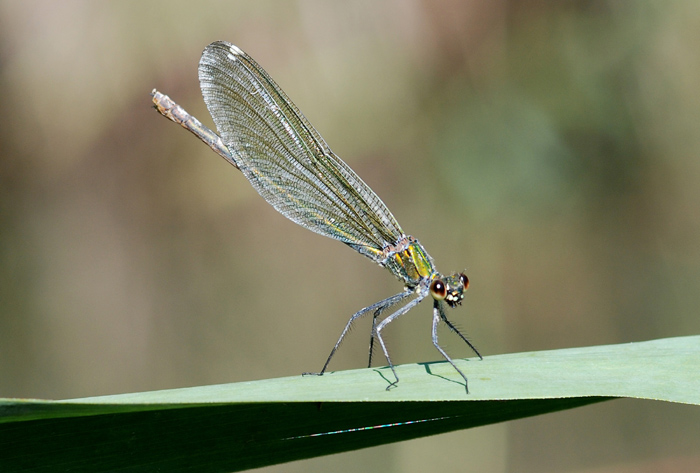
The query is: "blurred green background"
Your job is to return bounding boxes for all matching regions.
[1,1,699,472]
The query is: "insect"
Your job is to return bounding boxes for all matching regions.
[152,41,482,392]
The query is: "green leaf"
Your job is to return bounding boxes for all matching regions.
[1,335,698,472]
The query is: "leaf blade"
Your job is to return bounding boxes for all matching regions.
[1,335,697,472]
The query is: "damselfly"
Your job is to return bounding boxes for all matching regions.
[151,41,482,392]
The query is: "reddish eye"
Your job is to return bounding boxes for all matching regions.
[430,278,447,300]
[459,273,469,290]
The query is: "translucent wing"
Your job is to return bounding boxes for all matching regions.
[198,41,404,261]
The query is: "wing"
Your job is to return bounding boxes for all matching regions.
[198,41,404,261]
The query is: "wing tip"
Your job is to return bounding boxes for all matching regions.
[227,43,244,58]
[206,41,245,59]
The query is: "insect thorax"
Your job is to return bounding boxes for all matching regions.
[380,236,436,287]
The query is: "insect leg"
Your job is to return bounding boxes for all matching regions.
[304,290,413,377]
[374,293,426,390]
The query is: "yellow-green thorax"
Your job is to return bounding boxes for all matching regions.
[380,236,436,287]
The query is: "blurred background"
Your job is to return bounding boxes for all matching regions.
[1,1,699,471]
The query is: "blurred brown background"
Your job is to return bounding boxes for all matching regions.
[1,1,699,472]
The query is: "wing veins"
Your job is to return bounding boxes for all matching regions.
[198,41,405,256]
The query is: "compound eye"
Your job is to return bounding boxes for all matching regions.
[430,278,447,300]
[459,273,469,290]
